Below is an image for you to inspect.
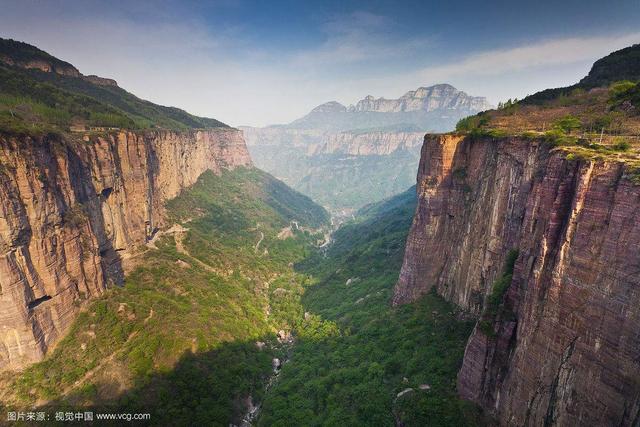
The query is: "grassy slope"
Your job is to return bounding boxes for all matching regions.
[0,38,228,135]
[2,167,328,426]
[454,44,640,170]
[258,187,479,426]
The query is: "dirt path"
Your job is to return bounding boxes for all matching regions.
[254,231,265,253]
[171,227,219,274]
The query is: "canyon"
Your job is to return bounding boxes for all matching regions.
[0,34,639,427]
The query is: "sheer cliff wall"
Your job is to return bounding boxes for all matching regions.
[0,128,251,370]
[394,134,640,426]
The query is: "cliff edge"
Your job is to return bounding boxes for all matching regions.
[394,133,639,425]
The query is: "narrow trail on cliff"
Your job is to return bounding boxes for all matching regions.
[146,223,221,274]
[55,328,141,402]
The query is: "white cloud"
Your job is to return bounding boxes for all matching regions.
[290,11,432,68]
[414,32,640,81]
[329,32,640,108]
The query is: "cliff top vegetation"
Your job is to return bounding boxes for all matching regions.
[455,44,640,169]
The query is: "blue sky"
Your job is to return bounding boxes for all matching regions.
[1,0,639,126]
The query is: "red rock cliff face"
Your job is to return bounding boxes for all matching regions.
[394,134,640,426]
[0,128,251,371]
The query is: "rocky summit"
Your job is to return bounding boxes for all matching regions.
[349,84,491,113]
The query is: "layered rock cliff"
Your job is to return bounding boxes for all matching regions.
[394,134,640,425]
[242,127,424,156]
[307,131,424,156]
[0,128,251,371]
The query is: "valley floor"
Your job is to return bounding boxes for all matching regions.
[0,170,479,426]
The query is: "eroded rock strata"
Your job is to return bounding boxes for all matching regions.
[0,128,251,371]
[394,134,640,426]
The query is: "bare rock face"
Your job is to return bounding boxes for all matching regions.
[349,84,492,113]
[307,131,424,156]
[82,75,118,87]
[0,128,251,371]
[394,134,640,426]
[0,55,81,77]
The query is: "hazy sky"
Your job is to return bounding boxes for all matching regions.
[1,0,639,126]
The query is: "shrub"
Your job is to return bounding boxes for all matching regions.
[543,129,577,146]
[63,203,87,227]
[477,249,519,338]
[609,80,637,98]
[611,138,631,152]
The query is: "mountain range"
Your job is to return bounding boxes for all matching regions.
[242,84,491,214]
[286,84,491,132]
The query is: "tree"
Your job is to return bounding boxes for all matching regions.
[553,115,582,134]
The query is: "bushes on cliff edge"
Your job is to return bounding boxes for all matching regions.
[455,114,489,133]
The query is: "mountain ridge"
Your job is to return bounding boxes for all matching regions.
[0,37,229,134]
[0,39,253,372]
[287,83,491,132]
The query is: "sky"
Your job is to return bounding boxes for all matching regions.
[1,0,639,127]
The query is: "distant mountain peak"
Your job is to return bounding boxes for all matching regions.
[310,101,347,113]
[401,83,457,99]
[288,84,491,133]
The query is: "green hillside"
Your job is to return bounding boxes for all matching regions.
[1,167,329,426]
[0,177,480,426]
[294,150,422,213]
[0,38,228,136]
[521,43,640,105]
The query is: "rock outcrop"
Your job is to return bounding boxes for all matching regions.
[394,134,640,426]
[350,84,491,113]
[0,128,251,371]
[0,38,81,77]
[82,75,118,87]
